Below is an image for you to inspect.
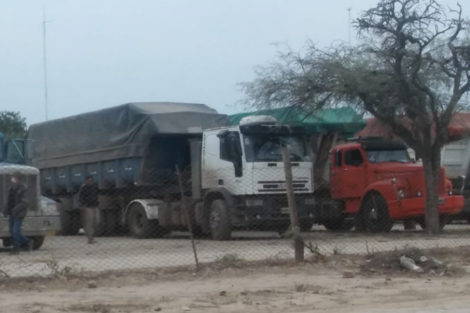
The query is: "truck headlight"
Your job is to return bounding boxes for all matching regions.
[305,198,315,205]
[448,190,453,195]
[246,199,263,207]
[398,189,405,199]
[417,191,422,197]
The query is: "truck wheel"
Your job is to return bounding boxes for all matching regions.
[322,218,354,231]
[209,199,232,241]
[32,236,45,250]
[362,194,394,233]
[300,221,314,232]
[2,238,12,247]
[128,203,164,239]
[95,210,118,237]
[417,215,448,231]
[58,205,81,236]
[190,226,209,238]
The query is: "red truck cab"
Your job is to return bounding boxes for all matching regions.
[322,137,463,232]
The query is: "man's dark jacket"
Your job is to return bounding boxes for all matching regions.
[4,183,29,218]
[79,184,99,207]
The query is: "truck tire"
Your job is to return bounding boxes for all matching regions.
[95,210,118,237]
[417,215,448,231]
[209,199,232,241]
[128,203,164,239]
[32,236,45,250]
[300,221,314,232]
[362,194,394,233]
[322,218,354,231]
[2,238,12,247]
[58,204,81,236]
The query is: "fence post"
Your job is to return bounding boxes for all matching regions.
[176,165,200,271]
[281,145,304,262]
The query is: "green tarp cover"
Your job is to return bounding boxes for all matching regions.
[229,107,366,135]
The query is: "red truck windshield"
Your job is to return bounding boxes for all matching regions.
[366,149,410,163]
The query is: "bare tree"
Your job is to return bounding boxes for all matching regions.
[240,0,470,234]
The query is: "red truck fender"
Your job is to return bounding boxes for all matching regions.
[359,179,404,210]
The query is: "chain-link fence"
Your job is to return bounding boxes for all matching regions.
[1,162,470,278]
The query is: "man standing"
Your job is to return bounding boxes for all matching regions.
[79,175,100,244]
[3,171,33,255]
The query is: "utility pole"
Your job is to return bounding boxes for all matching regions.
[43,1,49,121]
[347,7,352,46]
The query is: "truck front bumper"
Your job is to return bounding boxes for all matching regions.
[388,195,464,219]
[234,195,315,229]
[0,215,62,238]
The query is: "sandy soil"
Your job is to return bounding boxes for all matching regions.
[1,260,470,313]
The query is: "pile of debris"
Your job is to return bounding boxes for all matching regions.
[361,248,456,276]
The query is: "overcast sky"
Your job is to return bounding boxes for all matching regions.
[0,0,465,126]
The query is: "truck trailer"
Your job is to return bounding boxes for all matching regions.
[20,102,316,240]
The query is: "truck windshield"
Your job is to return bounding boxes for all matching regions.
[366,149,410,163]
[243,135,311,162]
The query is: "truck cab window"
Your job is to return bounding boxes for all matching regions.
[220,132,242,162]
[5,140,25,164]
[344,149,364,167]
[335,150,342,167]
[220,132,243,177]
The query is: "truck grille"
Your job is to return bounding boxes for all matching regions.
[258,180,309,192]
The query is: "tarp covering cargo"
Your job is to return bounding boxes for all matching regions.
[229,107,366,136]
[29,102,230,169]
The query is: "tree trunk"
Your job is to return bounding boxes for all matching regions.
[421,148,442,235]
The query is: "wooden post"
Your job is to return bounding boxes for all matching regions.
[281,145,304,263]
[176,165,200,271]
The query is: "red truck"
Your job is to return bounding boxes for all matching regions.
[314,137,464,232]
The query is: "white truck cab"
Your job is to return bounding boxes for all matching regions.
[193,116,315,239]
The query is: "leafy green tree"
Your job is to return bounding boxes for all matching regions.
[0,111,27,139]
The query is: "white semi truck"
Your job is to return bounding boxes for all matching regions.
[18,103,315,240]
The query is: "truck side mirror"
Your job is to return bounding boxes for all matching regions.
[217,130,229,139]
[231,138,243,178]
[460,175,466,194]
[25,139,34,162]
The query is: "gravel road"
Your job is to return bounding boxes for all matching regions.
[2,224,470,277]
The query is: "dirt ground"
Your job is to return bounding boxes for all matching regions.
[3,225,470,278]
[2,247,470,313]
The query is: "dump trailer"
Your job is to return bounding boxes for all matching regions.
[310,136,464,232]
[21,103,315,240]
[0,133,61,250]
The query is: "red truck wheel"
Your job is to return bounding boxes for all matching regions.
[362,194,394,233]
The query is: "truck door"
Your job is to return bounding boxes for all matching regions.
[336,148,367,199]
